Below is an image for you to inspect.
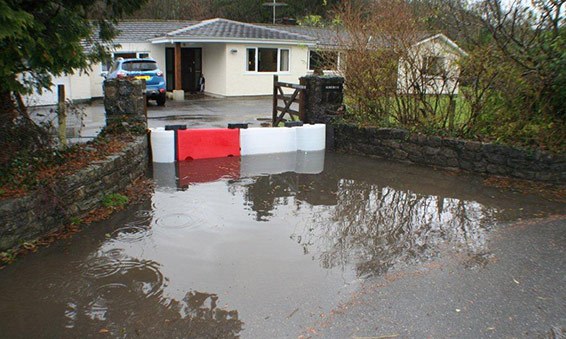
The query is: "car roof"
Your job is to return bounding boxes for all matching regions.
[118,58,156,63]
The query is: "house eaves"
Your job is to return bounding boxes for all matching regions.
[415,33,468,57]
[150,37,316,46]
[150,18,317,46]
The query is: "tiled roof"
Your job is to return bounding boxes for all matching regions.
[112,20,197,42]
[264,24,346,48]
[156,18,316,42]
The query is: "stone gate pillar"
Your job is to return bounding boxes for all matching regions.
[103,78,147,128]
[299,75,345,149]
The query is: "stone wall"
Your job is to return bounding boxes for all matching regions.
[300,75,345,149]
[0,137,148,251]
[104,79,146,124]
[334,124,566,182]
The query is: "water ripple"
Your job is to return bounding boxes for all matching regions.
[111,224,151,242]
[154,213,201,230]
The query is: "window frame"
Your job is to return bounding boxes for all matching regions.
[422,55,446,78]
[245,47,291,73]
[101,52,151,73]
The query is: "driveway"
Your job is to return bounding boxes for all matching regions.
[29,96,274,143]
[146,96,273,129]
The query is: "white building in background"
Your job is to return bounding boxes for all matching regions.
[397,33,468,95]
[28,18,466,105]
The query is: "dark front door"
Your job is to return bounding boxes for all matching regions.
[181,48,202,93]
[165,47,175,91]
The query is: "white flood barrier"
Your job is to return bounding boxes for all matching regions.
[240,152,297,177]
[296,124,326,151]
[240,127,297,155]
[295,150,325,174]
[150,127,175,163]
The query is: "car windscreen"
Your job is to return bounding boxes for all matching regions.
[122,61,157,72]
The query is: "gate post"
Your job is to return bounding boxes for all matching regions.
[299,75,345,149]
[272,75,278,125]
[104,78,147,130]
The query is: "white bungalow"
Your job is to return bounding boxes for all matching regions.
[26,18,465,106]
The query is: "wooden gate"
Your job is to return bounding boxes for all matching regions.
[272,75,306,126]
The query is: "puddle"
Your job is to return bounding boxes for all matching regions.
[0,152,562,338]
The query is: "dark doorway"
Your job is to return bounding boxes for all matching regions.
[165,48,175,91]
[181,48,202,93]
[165,47,202,93]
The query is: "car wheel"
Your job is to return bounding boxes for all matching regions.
[156,93,166,106]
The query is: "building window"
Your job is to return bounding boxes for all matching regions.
[309,50,338,71]
[423,56,445,77]
[101,52,150,73]
[246,48,290,72]
[279,49,289,72]
[247,48,256,72]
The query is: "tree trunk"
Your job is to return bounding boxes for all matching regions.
[0,90,51,168]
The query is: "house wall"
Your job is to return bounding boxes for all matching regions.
[202,44,227,96]
[25,41,313,105]
[397,38,461,95]
[223,43,310,96]
[25,72,92,107]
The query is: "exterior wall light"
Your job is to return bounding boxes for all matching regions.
[230,49,238,54]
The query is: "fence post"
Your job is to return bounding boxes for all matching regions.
[272,75,279,126]
[57,84,67,147]
[299,78,306,122]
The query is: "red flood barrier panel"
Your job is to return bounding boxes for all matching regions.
[177,128,240,160]
[177,157,240,187]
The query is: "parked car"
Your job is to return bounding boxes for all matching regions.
[106,58,166,106]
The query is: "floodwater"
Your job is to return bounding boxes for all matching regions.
[0,152,563,338]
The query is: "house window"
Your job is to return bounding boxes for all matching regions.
[279,49,289,72]
[423,56,445,77]
[247,48,256,71]
[101,52,150,73]
[309,50,338,71]
[246,48,290,72]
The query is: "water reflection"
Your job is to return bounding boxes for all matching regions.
[151,151,325,190]
[63,229,243,337]
[296,180,493,277]
[152,152,497,277]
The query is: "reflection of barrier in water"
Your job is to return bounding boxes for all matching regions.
[152,162,177,189]
[177,156,240,187]
[240,152,297,177]
[295,150,325,174]
[240,150,325,177]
